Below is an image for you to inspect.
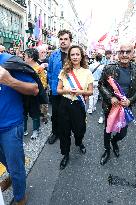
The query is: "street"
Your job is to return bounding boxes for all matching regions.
[4,101,136,205]
[0,1,136,205]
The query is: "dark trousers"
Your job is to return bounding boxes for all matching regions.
[24,116,40,131]
[58,97,86,155]
[23,96,41,132]
[51,95,62,136]
[104,112,128,150]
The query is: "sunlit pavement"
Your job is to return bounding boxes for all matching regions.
[2,102,136,205]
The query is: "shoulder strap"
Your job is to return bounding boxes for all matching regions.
[92,64,100,74]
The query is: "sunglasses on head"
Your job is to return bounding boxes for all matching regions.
[119,50,132,55]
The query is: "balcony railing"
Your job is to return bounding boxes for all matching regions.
[13,0,27,8]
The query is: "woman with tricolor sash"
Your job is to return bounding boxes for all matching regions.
[57,45,93,170]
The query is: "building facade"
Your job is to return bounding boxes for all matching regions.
[26,0,60,46]
[117,0,136,44]
[59,0,88,47]
[26,0,88,48]
[0,0,27,49]
[0,0,88,49]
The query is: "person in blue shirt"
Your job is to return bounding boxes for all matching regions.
[47,29,72,144]
[87,53,104,114]
[101,50,113,65]
[0,53,39,205]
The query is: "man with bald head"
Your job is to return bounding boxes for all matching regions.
[98,43,136,165]
[37,44,49,68]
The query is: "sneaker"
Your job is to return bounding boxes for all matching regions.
[98,116,104,124]
[24,131,28,136]
[93,107,96,111]
[87,109,93,114]
[31,130,39,140]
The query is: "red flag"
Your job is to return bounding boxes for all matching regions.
[98,33,108,43]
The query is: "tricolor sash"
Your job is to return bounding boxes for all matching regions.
[67,70,86,109]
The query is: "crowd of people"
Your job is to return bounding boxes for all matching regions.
[0,29,136,205]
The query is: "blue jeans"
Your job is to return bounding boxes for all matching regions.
[0,123,26,201]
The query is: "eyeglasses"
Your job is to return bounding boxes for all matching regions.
[118,50,132,55]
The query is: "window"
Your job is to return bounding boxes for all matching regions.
[34,4,37,17]
[48,16,51,29]
[44,13,46,27]
[48,0,51,10]
[40,9,42,16]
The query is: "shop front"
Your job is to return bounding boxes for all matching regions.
[0,31,23,49]
[0,5,24,49]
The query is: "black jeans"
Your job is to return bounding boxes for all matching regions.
[104,112,128,150]
[58,97,86,155]
[51,95,62,136]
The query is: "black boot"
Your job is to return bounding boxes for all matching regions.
[60,154,69,170]
[48,133,58,144]
[111,139,119,157]
[100,150,110,165]
[79,143,86,154]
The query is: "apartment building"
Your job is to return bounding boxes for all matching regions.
[0,0,27,49]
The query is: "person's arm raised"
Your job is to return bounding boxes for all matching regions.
[0,66,39,96]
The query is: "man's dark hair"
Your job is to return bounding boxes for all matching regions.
[57,29,73,42]
[105,50,112,55]
[95,53,102,62]
[25,48,39,62]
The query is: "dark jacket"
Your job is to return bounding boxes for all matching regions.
[98,62,136,113]
[1,54,48,105]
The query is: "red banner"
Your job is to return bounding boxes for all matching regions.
[98,33,108,43]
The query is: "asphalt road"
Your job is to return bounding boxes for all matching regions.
[19,102,136,205]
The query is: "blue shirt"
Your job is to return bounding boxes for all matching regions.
[101,57,112,65]
[0,54,35,131]
[89,61,104,81]
[117,67,131,96]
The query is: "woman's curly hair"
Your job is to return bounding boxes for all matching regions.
[62,45,88,77]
